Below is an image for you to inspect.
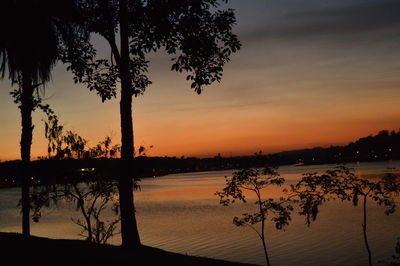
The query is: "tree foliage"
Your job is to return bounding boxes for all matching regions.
[42,112,121,160]
[60,0,241,100]
[291,166,400,224]
[216,166,293,266]
[291,166,400,266]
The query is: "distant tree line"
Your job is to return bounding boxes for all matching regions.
[265,129,400,165]
[1,129,399,188]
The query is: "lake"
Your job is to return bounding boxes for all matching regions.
[1,161,399,265]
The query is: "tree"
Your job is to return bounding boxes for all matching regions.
[215,167,294,266]
[31,179,120,244]
[292,166,400,266]
[0,0,90,236]
[42,111,150,161]
[32,115,150,244]
[62,0,241,247]
[0,0,65,236]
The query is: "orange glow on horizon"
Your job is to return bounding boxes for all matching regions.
[1,1,400,162]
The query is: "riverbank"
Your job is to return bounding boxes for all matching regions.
[0,232,257,266]
[2,157,398,189]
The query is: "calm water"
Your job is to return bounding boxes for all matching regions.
[1,161,400,265]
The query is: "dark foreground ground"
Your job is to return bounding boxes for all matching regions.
[0,233,257,266]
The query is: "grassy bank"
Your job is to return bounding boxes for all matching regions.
[0,233,257,266]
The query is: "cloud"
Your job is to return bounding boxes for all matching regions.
[160,98,274,113]
[241,0,400,42]
[296,0,400,33]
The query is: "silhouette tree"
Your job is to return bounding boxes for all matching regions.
[31,179,120,244]
[31,115,151,244]
[0,0,90,236]
[216,167,294,266]
[0,0,64,236]
[62,0,241,247]
[292,166,400,266]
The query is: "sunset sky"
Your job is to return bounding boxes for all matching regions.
[1,0,400,161]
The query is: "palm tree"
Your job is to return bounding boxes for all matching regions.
[0,0,60,236]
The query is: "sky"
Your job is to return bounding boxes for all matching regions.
[1,0,400,160]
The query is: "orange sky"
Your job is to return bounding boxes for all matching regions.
[1,0,400,161]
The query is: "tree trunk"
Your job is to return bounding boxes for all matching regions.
[362,195,372,266]
[20,72,34,237]
[117,0,141,248]
[73,184,93,242]
[257,191,270,266]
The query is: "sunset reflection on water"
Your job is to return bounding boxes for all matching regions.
[0,161,399,265]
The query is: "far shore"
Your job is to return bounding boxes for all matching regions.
[1,158,398,190]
